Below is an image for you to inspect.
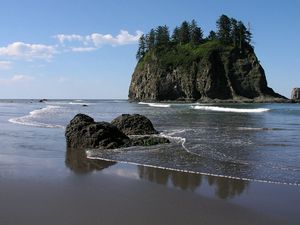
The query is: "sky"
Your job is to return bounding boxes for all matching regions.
[0,0,299,99]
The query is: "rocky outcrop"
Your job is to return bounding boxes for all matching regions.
[128,45,286,102]
[65,114,169,150]
[65,114,129,149]
[291,88,300,100]
[111,114,158,135]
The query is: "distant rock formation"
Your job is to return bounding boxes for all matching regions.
[39,99,47,103]
[291,88,300,101]
[129,44,286,103]
[65,114,169,150]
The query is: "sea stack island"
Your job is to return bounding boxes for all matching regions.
[129,15,286,103]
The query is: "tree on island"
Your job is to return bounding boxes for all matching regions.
[136,34,146,60]
[179,21,191,44]
[216,14,232,44]
[155,25,170,47]
[136,14,253,60]
[189,19,203,45]
[207,30,217,40]
[146,29,155,50]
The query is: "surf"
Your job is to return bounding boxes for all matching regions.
[191,105,270,113]
[8,105,65,129]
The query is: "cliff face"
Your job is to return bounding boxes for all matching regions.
[128,44,285,102]
[291,88,300,100]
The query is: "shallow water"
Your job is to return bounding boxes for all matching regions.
[2,99,300,185]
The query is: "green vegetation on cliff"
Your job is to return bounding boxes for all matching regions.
[136,15,252,62]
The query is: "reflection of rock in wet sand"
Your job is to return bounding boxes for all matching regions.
[207,176,249,199]
[137,166,249,198]
[65,148,116,173]
[138,166,202,191]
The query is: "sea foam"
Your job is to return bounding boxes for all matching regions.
[191,105,270,113]
[138,102,171,108]
[8,105,65,129]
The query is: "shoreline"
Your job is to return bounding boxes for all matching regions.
[87,155,300,186]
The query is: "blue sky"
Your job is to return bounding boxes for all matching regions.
[0,0,299,99]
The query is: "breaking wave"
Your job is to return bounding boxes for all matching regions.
[8,105,65,129]
[138,102,171,108]
[191,105,270,113]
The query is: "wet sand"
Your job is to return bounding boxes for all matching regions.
[1,155,299,225]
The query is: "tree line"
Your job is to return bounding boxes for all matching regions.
[136,14,252,60]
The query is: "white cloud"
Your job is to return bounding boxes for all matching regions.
[71,47,97,52]
[0,74,32,85]
[53,30,143,48]
[54,34,84,44]
[0,42,56,60]
[0,61,12,69]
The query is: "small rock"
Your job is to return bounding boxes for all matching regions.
[39,99,47,103]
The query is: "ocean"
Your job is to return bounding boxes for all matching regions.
[1,99,300,185]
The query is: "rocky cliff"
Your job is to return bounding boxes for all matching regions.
[291,88,300,100]
[128,42,285,102]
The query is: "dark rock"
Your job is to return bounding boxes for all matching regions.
[82,104,88,107]
[291,88,300,100]
[39,99,47,103]
[65,114,129,149]
[128,45,286,102]
[111,114,158,135]
[65,114,169,150]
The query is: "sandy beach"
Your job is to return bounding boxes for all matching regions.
[1,155,299,225]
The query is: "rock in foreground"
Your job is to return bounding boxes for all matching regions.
[111,114,158,135]
[66,114,129,149]
[65,114,169,150]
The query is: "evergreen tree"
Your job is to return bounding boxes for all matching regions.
[216,14,232,44]
[208,30,217,40]
[172,26,181,44]
[245,23,252,45]
[237,21,248,48]
[230,18,239,47]
[179,21,190,44]
[136,34,146,60]
[146,29,155,50]
[189,19,203,45]
[155,25,170,46]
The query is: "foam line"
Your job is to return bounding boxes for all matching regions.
[86,153,300,187]
[191,105,270,113]
[138,102,171,108]
[68,102,91,105]
[8,105,65,129]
